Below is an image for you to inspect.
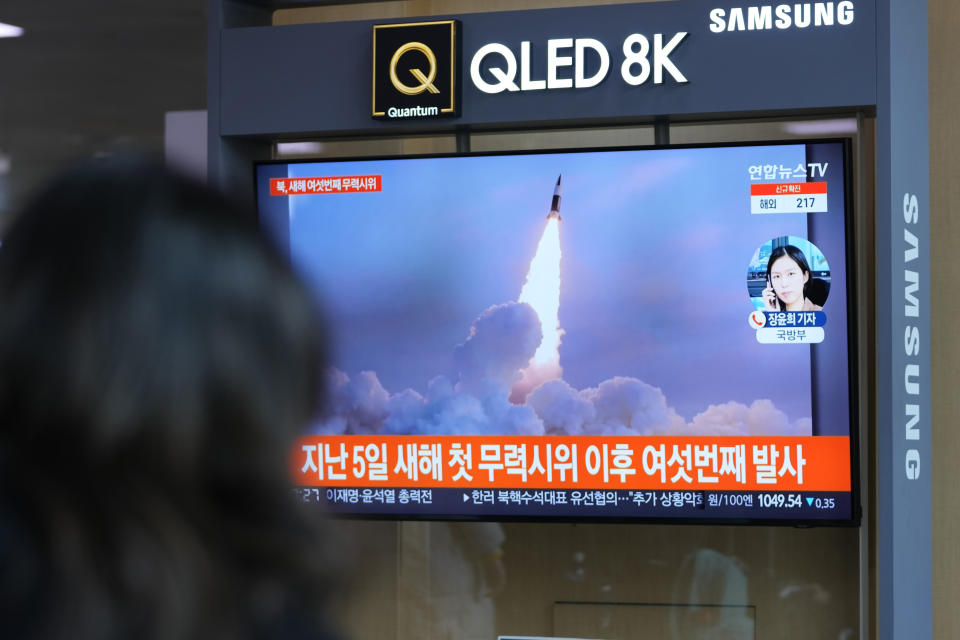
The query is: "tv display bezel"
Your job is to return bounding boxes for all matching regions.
[254,137,861,527]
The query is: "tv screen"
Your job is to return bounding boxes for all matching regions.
[256,139,858,524]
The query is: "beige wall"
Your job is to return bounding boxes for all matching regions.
[929,1,959,638]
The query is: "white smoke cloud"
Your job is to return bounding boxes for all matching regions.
[526,379,595,435]
[480,389,544,436]
[670,399,812,437]
[582,376,686,435]
[510,360,563,404]
[313,303,811,438]
[313,368,390,434]
[311,303,546,436]
[314,369,546,436]
[525,376,687,436]
[453,302,541,395]
[381,387,428,434]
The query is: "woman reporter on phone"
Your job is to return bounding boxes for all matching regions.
[761,244,823,312]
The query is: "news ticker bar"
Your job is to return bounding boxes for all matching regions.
[293,436,851,492]
[295,486,853,521]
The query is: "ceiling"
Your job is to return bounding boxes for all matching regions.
[0,1,207,223]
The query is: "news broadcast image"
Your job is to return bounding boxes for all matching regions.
[257,141,855,523]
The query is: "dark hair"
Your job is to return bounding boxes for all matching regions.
[0,157,336,640]
[765,244,812,310]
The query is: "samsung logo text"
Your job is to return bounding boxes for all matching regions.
[903,193,922,481]
[709,2,855,32]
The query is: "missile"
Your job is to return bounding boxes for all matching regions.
[546,175,562,221]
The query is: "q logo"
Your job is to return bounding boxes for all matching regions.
[373,20,461,119]
[390,42,440,95]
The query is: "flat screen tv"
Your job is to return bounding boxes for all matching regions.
[256,139,859,524]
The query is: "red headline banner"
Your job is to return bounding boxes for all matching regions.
[291,436,851,492]
[750,182,827,196]
[270,175,381,195]
[750,181,827,196]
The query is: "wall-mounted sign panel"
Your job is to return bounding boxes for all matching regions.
[220,1,876,137]
[372,20,461,120]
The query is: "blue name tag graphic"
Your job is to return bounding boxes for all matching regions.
[762,311,826,328]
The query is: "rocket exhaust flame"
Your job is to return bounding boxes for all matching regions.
[511,197,564,403]
[519,218,562,365]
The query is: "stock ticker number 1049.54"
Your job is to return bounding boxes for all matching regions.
[759,493,803,508]
[758,494,837,510]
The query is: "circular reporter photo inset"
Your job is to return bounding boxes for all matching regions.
[746,236,830,312]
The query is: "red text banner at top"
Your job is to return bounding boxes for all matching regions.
[292,435,851,492]
[270,175,381,195]
[750,181,828,196]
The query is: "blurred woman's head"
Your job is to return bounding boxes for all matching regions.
[0,156,334,640]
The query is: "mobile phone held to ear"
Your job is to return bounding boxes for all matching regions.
[765,275,780,311]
